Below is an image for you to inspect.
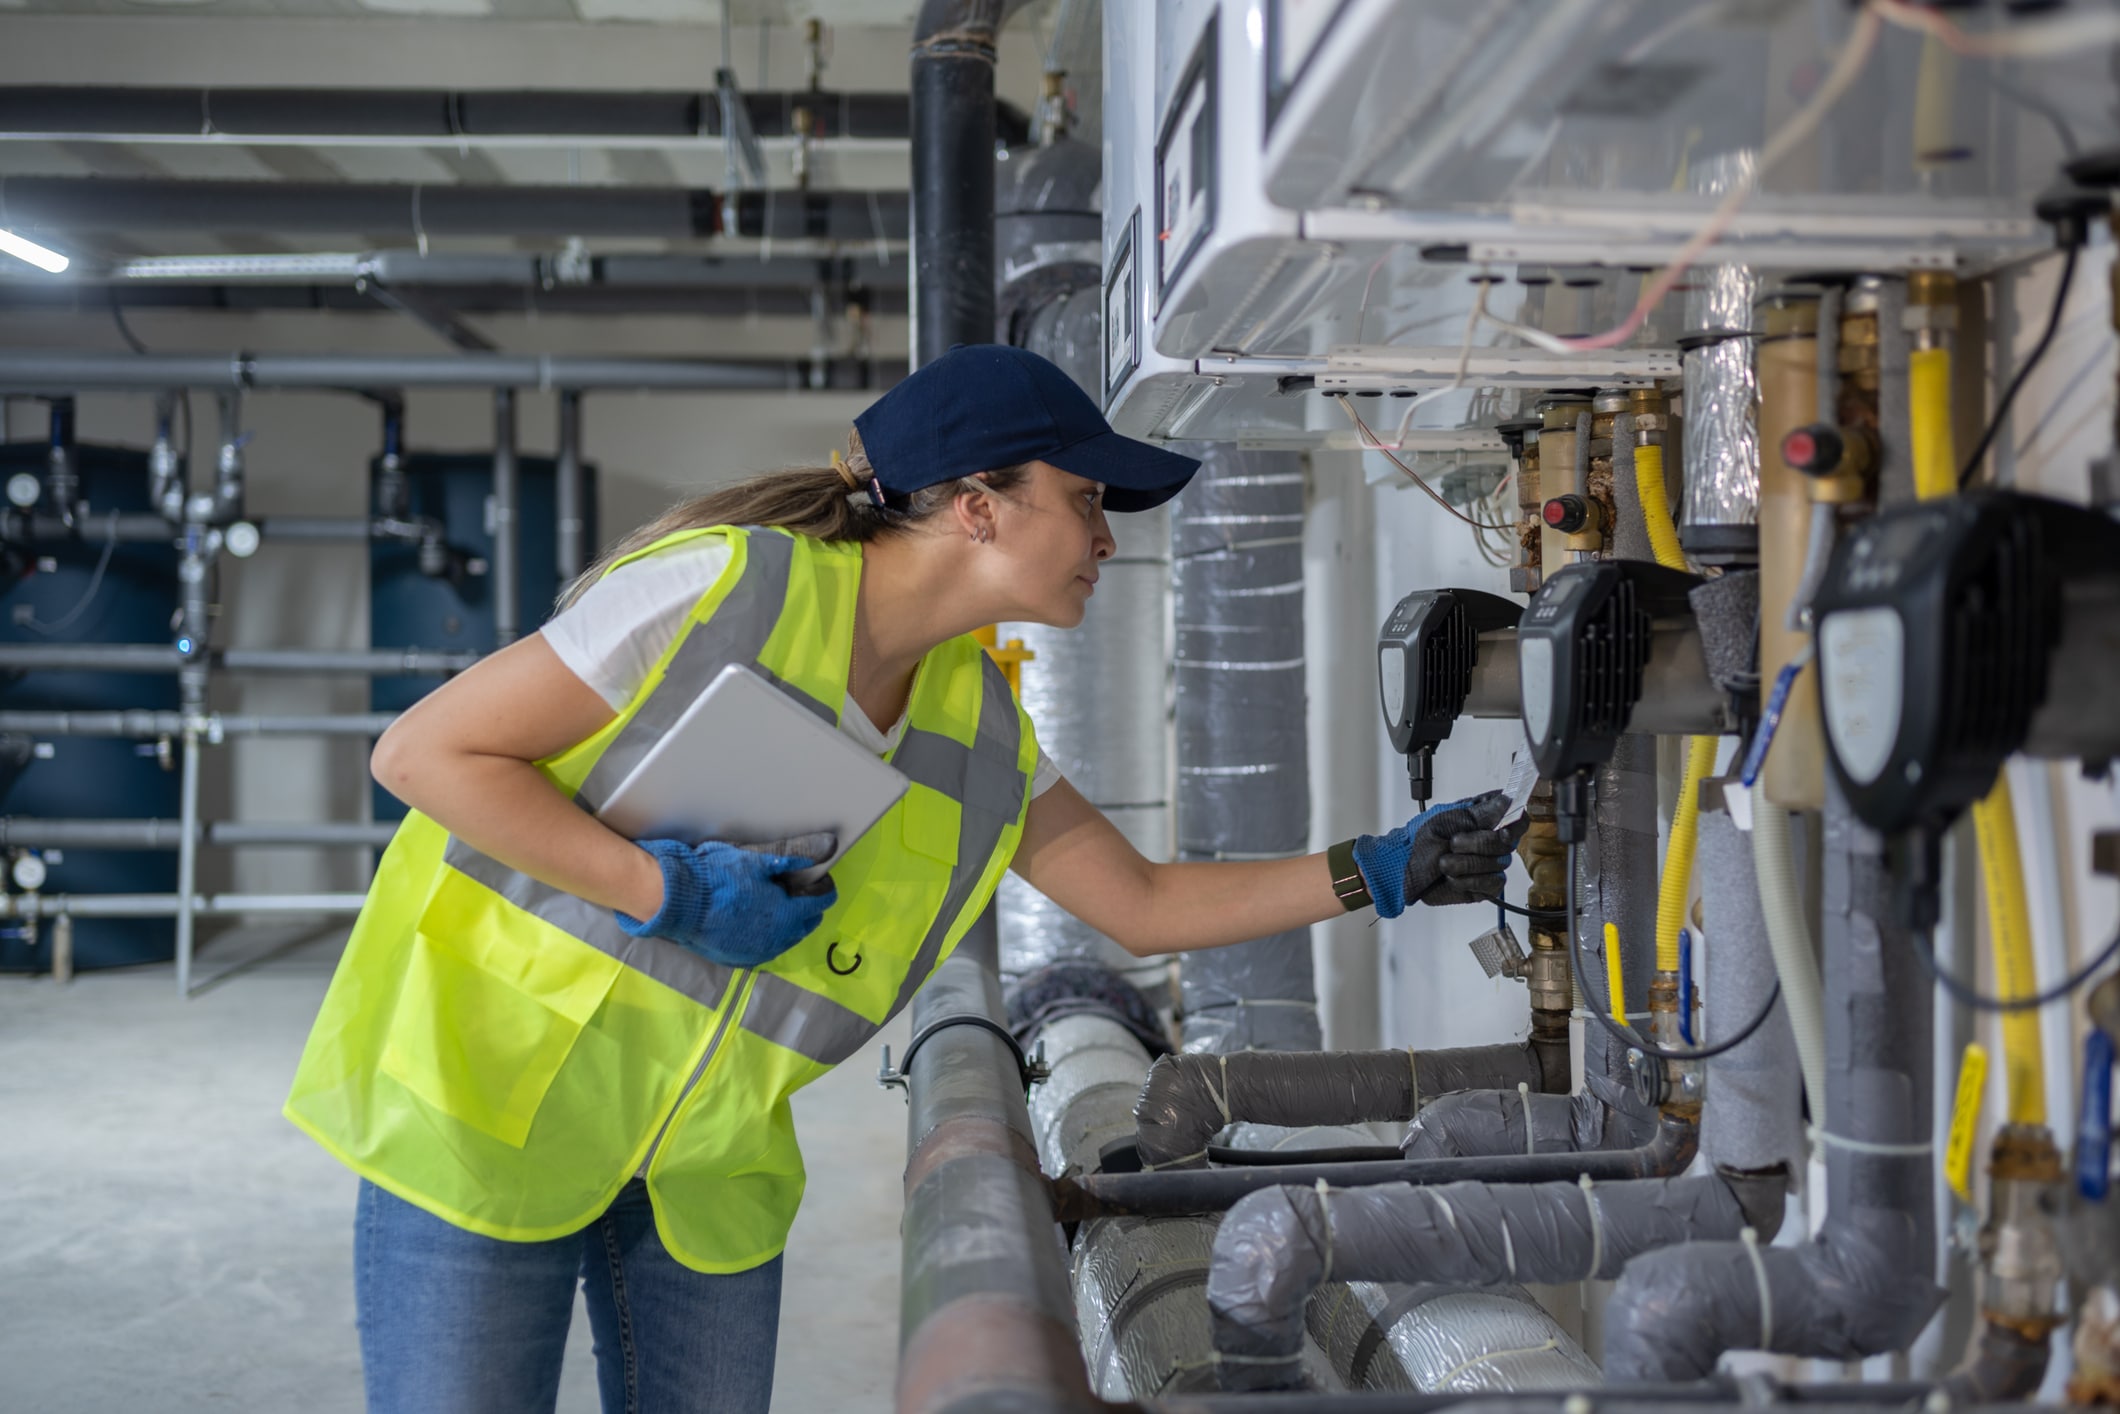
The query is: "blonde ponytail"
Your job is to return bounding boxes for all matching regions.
[556,430,1031,610]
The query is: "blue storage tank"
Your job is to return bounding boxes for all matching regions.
[370,453,595,820]
[0,436,180,972]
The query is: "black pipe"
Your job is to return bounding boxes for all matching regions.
[0,86,1030,146]
[1,177,907,241]
[910,0,1031,366]
[1049,1113,1698,1222]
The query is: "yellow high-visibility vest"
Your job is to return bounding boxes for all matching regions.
[285,526,1038,1272]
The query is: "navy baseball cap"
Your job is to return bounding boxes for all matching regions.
[852,344,1200,513]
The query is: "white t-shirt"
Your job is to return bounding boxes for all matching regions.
[543,534,1062,798]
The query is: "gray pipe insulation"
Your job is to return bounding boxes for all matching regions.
[1399,1079,1658,1160]
[1133,1044,1560,1171]
[1171,444,1319,1054]
[1206,1170,1783,1392]
[1694,805,1805,1176]
[0,351,880,392]
[1600,787,1941,1379]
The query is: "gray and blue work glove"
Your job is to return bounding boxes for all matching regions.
[615,836,837,967]
[1344,790,1526,916]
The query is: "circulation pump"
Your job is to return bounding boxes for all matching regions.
[1519,561,1723,841]
[1377,588,1521,803]
[1812,489,2120,925]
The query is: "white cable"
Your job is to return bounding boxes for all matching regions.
[1873,0,2120,58]
[1518,1081,1536,1155]
[1752,799,1830,1113]
[1740,1225,1774,1350]
[1807,1124,1934,1157]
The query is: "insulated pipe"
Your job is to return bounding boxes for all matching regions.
[0,176,909,241]
[0,710,396,737]
[0,891,367,920]
[0,818,397,849]
[1170,446,1318,1053]
[0,645,479,674]
[555,391,585,584]
[1601,787,1941,1379]
[1144,1380,2010,1413]
[1049,1113,1699,1222]
[1132,1045,1556,1171]
[1694,806,1804,1177]
[491,390,519,648]
[1754,291,1826,807]
[909,0,1033,364]
[0,86,991,144]
[896,951,1093,1414]
[1205,1170,1783,1392]
[0,352,852,392]
[1304,1281,1600,1394]
[1751,799,1829,1118]
[1400,1083,1658,1161]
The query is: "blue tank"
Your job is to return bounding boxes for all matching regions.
[370,453,595,821]
[0,438,180,972]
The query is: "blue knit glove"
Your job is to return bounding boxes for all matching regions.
[1351,790,1523,918]
[615,839,836,967]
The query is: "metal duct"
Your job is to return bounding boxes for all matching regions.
[1695,805,1804,1176]
[995,506,1170,997]
[1134,1045,1552,1171]
[1171,445,1318,1054]
[995,135,1101,343]
[1307,1283,1600,1394]
[910,0,1034,364]
[1601,785,1942,1379]
[0,177,906,242]
[0,86,1033,145]
[1680,153,1762,564]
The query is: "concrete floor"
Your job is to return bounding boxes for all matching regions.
[0,925,909,1414]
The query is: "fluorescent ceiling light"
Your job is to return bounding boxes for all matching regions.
[0,230,68,274]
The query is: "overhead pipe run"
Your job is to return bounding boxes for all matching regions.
[0,644,480,675]
[0,85,1032,147]
[0,177,911,243]
[0,818,398,850]
[0,710,396,738]
[0,351,899,393]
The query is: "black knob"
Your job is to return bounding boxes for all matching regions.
[1781,423,1845,477]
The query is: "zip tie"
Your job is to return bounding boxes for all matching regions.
[1519,1082,1536,1155]
[1501,1219,1518,1279]
[1211,1054,1232,1128]
[1141,1148,1210,1171]
[1740,1225,1773,1350]
[1432,1190,1461,1236]
[1807,1124,1934,1156]
[1407,1046,1421,1113]
[1314,1179,1337,1287]
[1438,1338,1562,1389]
[1579,1175,1605,1281]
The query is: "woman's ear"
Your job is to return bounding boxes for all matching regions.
[953,484,999,544]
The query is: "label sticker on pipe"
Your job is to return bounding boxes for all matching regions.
[1498,748,1538,832]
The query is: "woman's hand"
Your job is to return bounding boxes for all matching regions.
[616,840,836,966]
[1350,791,1526,917]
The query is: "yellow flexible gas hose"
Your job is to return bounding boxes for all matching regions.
[1910,335,2048,1126]
[1656,735,1719,974]
[1909,347,1957,500]
[1635,443,1686,571]
[1636,440,1708,976]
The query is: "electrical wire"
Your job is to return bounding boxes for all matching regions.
[1554,5,1886,353]
[1335,396,1518,532]
[1871,0,2120,59]
[23,511,120,636]
[1564,840,1786,1063]
[107,294,149,356]
[1957,243,2080,489]
[1913,924,2120,1014]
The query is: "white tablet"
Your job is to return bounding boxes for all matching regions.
[597,663,910,880]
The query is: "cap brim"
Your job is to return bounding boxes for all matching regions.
[1044,431,1202,512]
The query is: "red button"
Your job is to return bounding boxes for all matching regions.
[1542,499,1568,527]
[1783,429,1816,467]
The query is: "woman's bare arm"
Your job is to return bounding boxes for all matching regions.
[1010,777,1346,956]
[369,634,665,919]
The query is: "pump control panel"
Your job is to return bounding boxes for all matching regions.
[1378,587,1521,804]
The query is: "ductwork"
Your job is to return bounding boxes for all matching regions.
[0,85,1031,146]
[1600,787,1942,1380]
[1679,151,1761,567]
[0,177,907,242]
[1207,1169,1780,1392]
[1171,445,1319,1054]
[1133,1045,1560,1172]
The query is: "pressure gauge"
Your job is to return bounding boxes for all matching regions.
[223,521,261,559]
[6,473,41,508]
[12,852,48,892]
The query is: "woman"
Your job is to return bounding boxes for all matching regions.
[285,344,1519,1414]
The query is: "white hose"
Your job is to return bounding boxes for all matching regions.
[1751,799,1829,1113]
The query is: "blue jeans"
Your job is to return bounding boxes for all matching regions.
[355,1179,782,1414]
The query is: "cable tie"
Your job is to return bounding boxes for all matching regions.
[1740,1225,1773,1350]
[1437,1338,1562,1389]
[1501,1219,1518,1280]
[1407,1046,1421,1113]
[1579,1175,1605,1281]
[1314,1179,1337,1287]
[1432,1190,1461,1236]
[1519,1081,1535,1155]
[1807,1124,1933,1156]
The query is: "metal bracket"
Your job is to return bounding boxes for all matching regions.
[878,1015,1050,1094]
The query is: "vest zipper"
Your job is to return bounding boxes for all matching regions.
[639,966,753,1178]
